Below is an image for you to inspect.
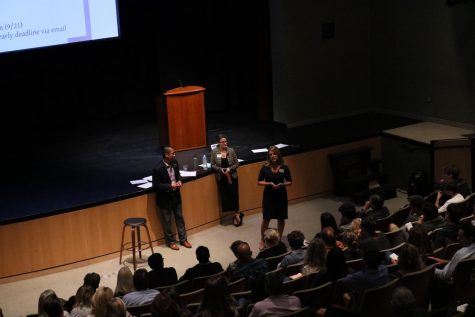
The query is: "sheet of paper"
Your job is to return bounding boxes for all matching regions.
[143,176,153,182]
[199,163,212,169]
[180,170,197,177]
[210,143,218,150]
[252,148,268,153]
[238,159,243,162]
[138,182,153,189]
[130,179,148,185]
[275,143,289,149]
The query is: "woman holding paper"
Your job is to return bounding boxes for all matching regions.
[210,134,242,226]
[258,145,292,240]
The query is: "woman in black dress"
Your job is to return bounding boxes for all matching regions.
[210,134,242,226]
[257,145,292,239]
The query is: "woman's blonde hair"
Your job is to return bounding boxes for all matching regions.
[263,228,280,248]
[91,286,114,317]
[266,146,284,166]
[114,266,134,296]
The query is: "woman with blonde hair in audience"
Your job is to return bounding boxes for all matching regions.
[290,238,327,280]
[70,285,94,317]
[114,266,135,297]
[349,218,362,238]
[88,286,113,317]
[107,298,127,317]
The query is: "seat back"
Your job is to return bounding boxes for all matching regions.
[178,288,205,308]
[345,258,365,273]
[127,302,152,317]
[453,257,475,304]
[265,251,291,271]
[358,278,400,317]
[384,229,405,248]
[191,270,225,290]
[293,281,333,310]
[401,264,436,309]
[376,214,392,233]
[381,242,406,255]
[389,205,412,228]
[155,279,192,294]
[460,214,474,224]
[444,243,462,260]
[228,277,247,293]
[286,263,303,276]
[279,306,311,317]
[282,275,307,295]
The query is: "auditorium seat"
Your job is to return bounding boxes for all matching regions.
[345,258,365,273]
[384,229,405,248]
[443,242,462,260]
[155,279,192,294]
[293,281,333,311]
[285,263,303,276]
[126,302,152,317]
[228,277,247,293]
[401,264,435,310]
[191,270,225,290]
[178,288,205,308]
[119,217,154,271]
[280,306,311,317]
[282,275,307,295]
[388,205,411,228]
[265,251,291,271]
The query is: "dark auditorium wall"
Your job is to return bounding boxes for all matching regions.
[371,0,475,126]
[268,0,372,127]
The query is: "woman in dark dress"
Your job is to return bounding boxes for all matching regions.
[257,146,292,239]
[210,134,242,226]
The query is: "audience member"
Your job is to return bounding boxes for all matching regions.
[122,268,159,306]
[432,223,475,281]
[38,289,68,317]
[320,212,340,235]
[358,217,391,253]
[107,298,127,317]
[43,297,66,317]
[257,228,288,259]
[391,286,429,317]
[179,245,223,281]
[389,195,425,233]
[64,272,100,312]
[435,165,471,206]
[226,240,244,272]
[114,266,135,297]
[290,238,327,280]
[151,292,183,317]
[338,202,358,230]
[360,194,390,221]
[417,203,444,233]
[90,287,114,317]
[437,182,465,214]
[226,241,268,281]
[325,247,348,283]
[248,271,302,317]
[278,230,306,269]
[318,226,345,252]
[393,243,425,278]
[341,231,364,261]
[407,224,434,256]
[432,202,465,249]
[70,285,94,317]
[148,253,178,288]
[196,275,238,317]
[349,218,363,238]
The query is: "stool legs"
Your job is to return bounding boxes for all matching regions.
[131,226,137,271]
[144,224,154,254]
[119,224,127,265]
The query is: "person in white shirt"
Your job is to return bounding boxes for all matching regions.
[437,182,465,214]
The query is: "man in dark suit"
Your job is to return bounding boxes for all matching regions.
[153,146,192,250]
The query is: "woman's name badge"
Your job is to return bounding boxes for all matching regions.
[217,154,222,158]
[279,169,284,173]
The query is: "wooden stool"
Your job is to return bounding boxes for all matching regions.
[119,217,154,271]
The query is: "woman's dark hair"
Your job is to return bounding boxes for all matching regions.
[320,212,338,233]
[197,275,236,317]
[407,224,434,255]
[74,285,94,308]
[216,134,227,142]
[398,243,423,273]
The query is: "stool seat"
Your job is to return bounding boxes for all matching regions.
[119,216,154,271]
[124,218,147,226]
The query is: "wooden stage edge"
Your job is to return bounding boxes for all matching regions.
[0,137,381,282]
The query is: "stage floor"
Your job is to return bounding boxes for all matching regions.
[0,111,419,224]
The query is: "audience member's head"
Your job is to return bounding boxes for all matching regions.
[133,268,150,291]
[363,245,384,269]
[443,182,459,197]
[43,297,63,317]
[107,298,127,317]
[320,212,338,234]
[421,203,439,221]
[361,217,378,237]
[287,230,305,250]
[338,202,357,225]
[263,228,281,248]
[369,194,384,209]
[398,243,423,273]
[304,238,326,269]
[91,287,113,317]
[407,195,424,212]
[391,286,417,317]
[341,230,359,251]
[319,227,337,248]
[230,240,244,258]
[148,253,165,271]
[447,203,466,224]
[458,223,475,247]
[442,164,460,181]
[196,245,211,264]
[198,275,236,317]
[73,285,94,309]
[350,218,362,237]
[236,242,253,262]
[151,292,182,317]
[407,224,434,255]
[264,270,284,297]
[83,272,101,291]
[114,266,134,297]
[38,289,58,317]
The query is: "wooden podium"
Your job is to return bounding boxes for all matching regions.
[157,86,207,151]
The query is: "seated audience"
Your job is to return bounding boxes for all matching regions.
[114,266,134,297]
[432,223,475,281]
[122,268,159,306]
[318,226,345,252]
[226,241,268,281]
[391,286,429,317]
[278,230,306,269]
[179,245,223,281]
[38,289,68,317]
[70,285,94,317]
[290,238,327,280]
[358,217,391,253]
[435,164,471,206]
[407,224,434,256]
[257,228,288,259]
[325,246,348,284]
[64,272,100,312]
[359,194,390,221]
[392,243,425,278]
[248,271,302,317]
[418,203,444,234]
[43,297,66,317]
[389,195,425,233]
[107,298,127,317]
[432,202,465,249]
[225,240,244,273]
[196,275,238,317]
[90,287,114,317]
[338,202,358,230]
[437,182,465,214]
[341,231,364,261]
[148,252,178,288]
[151,292,183,317]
